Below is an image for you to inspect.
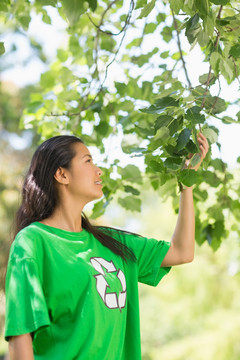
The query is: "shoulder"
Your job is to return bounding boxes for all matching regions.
[9,222,44,262]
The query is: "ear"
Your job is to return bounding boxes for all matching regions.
[54,167,69,185]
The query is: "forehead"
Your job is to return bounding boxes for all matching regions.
[73,142,91,158]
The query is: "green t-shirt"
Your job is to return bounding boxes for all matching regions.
[5,222,171,359]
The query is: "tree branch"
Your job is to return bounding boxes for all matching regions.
[172,9,192,89]
[47,0,135,120]
[87,0,132,36]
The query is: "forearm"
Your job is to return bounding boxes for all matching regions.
[161,133,209,267]
[171,186,195,263]
[9,334,34,360]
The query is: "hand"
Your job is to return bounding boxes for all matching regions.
[184,133,209,171]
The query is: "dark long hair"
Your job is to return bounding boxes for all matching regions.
[14,135,136,262]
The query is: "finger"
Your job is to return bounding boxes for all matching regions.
[197,135,209,152]
[199,140,209,156]
[199,134,209,147]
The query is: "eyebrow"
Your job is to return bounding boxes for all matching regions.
[82,154,93,159]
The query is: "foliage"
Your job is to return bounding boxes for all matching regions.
[0,82,40,285]
[1,0,240,250]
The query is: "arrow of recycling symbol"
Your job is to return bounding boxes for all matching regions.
[90,257,126,310]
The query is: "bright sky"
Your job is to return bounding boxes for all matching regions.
[1,5,240,169]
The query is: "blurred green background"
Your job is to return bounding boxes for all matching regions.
[0,81,239,359]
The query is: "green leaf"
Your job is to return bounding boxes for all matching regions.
[42,9,52,24]
[154,115,173,131]
[209,0,228,4]
[190,153,201,168]
[135,0,148,9]
[185,14,201,44]
[151,127,170,148]
[219,58,234,81]
[87,0,97,11]
[178,169,201,187]
[18,15,31,30]
[186,140,198,153]
[144,22,158,34]
[123,185,140,196]
[176,128,191,151]
[0,0,9,12]
[36,0,57,5]
[203,171,221,187]
[101,35,116,52]
[119,165,142,184]
[169,0,182,14]
[160,51,169,59]
[210,52,221,75]
[0,42,5,55]
[161,26,173,42]
[229,44,240,59]
[118,196,141,212]
[198,30,209,47]
[95,121,110,136]
[137,0,156,19]
[204,96,226,115]
[194,0,209,16]
[203,12,215,36]
[169,118,181,136]
[185,106,205,124]
[90,199,105,219]
[210,158,226,171]
[202,127,218,143]
[164,157,182,170]
[199,73,216,85]
[27,101,44,114]
[57,49,69,62]
[148,159,164,172]
[61,0,85,26]
[140,97,179,114]
[40,70,56,89]
[148,129,170,151]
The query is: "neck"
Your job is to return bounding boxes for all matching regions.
[41,194,86,232]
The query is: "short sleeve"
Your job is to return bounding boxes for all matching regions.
[104,228,172,287]
[135,237,171,286]
[4,257,50,341]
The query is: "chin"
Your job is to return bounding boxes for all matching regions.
[92,191,103,201]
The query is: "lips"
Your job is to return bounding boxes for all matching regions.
[95,181,102,185]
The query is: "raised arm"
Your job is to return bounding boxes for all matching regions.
[8,334,34,360]
[161,133,209,267]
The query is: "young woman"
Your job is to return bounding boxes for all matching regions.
[4,133,209,360]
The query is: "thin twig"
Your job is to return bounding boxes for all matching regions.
[217,5,223,19]
[87,2,132,36]
[172,9,192,89]
[225,25,240,32]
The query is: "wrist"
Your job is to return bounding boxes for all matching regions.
[180,185,193,193]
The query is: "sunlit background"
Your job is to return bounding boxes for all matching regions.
[0,3,240,359]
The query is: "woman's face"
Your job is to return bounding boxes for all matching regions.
[62,142,103,204]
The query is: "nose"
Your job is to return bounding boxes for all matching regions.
[96,166,102,176]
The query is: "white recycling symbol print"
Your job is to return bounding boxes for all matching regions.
[90,257,126,310]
